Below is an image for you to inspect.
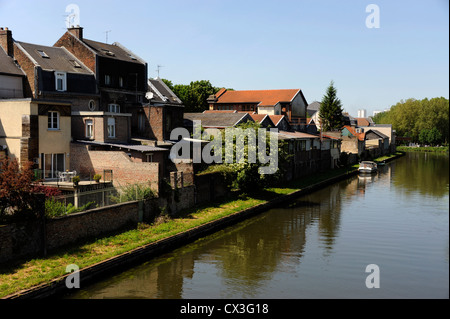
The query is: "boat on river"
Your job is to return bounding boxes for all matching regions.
[358,161,378,174]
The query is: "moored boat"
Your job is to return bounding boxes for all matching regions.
[358,161,378,174]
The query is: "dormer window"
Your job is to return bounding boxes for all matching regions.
[101,48,115,56]
[55,71,67,92]
[69,59,82,68]
[37,50,49,58]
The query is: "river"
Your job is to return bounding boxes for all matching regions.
[67,152,449,299]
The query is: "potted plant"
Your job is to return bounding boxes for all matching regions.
[72,175,80,186]
[93,174,102,183]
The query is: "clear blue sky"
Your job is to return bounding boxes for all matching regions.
[0,0,448,116]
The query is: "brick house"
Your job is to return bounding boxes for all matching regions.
[0,29,80,178]
[0,28,25,99]
[54,26,148,144]
[207,88,308,131]
[135,77,184,143]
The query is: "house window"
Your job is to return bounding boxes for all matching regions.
[300,140,306,151]
[138,113,146,132]
[41,153,65,179]
[88,100,96,111]
[119,77,124,88]
[108,104,120,113]
[69,60,82,68]
[48,111,59,130]
[85,120,94,138]
[107,117,116,138]
[146,153,154,162]
[55,72,67,92]
[105,75,111,86]
[37,50,49,58]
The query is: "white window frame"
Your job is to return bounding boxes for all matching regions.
[108,104,120,113]
[107,117,116,138]
[55,71,67,92]
[48,111,60,130]
[85,119,94,138]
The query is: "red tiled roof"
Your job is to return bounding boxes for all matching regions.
[268,115,285,126]
[343,125,365,141]
[215,89,301,107]
[249,114,267,123]
[355,118,370,126]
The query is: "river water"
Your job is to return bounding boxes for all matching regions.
[67,152,449,299]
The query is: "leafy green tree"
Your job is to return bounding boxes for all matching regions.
[373,97,449,144]
[319,81,344,131]
[165,80,219,113]
[222,122,288,193]
[426,127,443,146]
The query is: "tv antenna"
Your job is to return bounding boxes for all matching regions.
[156,65,164,78]
[104,30,112,44]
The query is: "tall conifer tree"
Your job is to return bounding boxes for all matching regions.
[319,81,344,131]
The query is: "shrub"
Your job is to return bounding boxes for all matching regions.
[45,199,96,218]
[72,176,80,185]
[93,174,102,182]
[110,183,156,203]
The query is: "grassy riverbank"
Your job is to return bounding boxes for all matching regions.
[397,146,449,153]
[0,152,401,298]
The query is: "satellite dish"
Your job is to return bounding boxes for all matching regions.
[145,92,154,100]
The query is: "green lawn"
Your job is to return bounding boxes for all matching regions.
[397,146,448,153]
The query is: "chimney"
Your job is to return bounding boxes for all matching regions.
[68,25,83,41]
[0,27,14,57]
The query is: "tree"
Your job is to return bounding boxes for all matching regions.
[319,81,344,131]
[218,122,289,194]
[373,97,449,144]
[0,157,38,221]
[165,80,220,113]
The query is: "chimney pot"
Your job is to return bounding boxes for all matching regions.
[0,27,14,57]
[68,26,83,41]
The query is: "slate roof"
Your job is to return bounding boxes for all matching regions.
[365,129,389,140]
[0,46,24,76]
[184,112,254,128]
[147,78,183,105]
[307,101,320,117]
[76,140,168,152]
[15,41,93,74]
[209,89,302,107]
[82,39,145,65]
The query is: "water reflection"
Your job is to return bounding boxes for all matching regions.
[69,173,365,299]
[67,152,448,299]
[391,152,449,198]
